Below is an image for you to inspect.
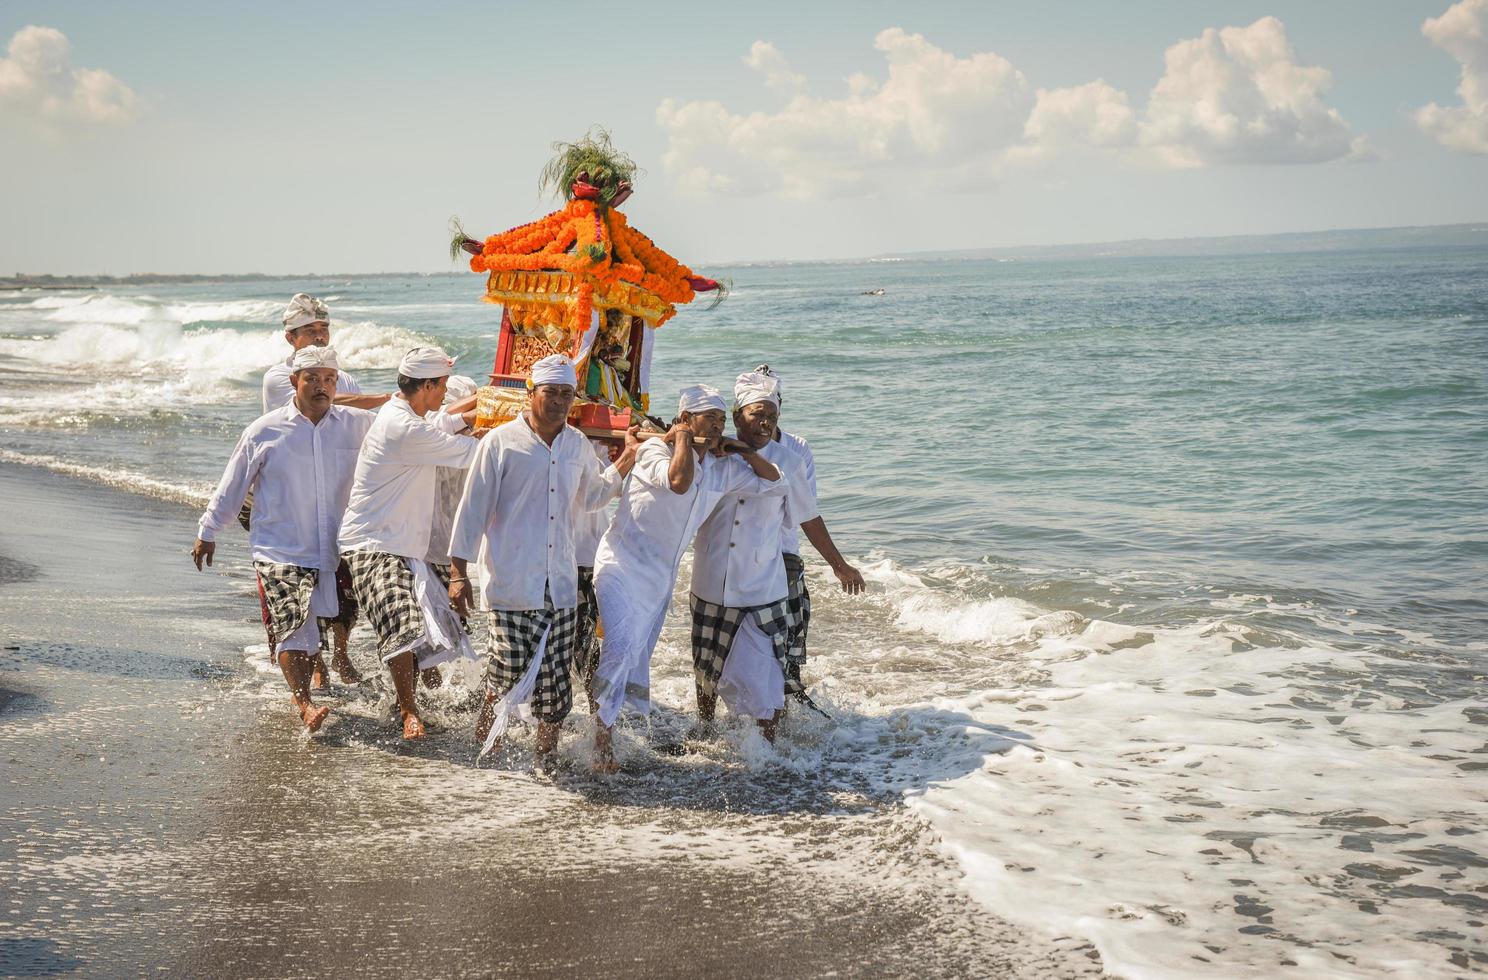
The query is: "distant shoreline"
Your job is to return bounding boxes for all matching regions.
[6,220,1485,286]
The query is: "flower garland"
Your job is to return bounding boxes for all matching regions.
[468,198,703,328]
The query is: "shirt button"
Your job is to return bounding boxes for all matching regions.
[738,498,745,504]
[729,543,736,548]
[734,520,740,525]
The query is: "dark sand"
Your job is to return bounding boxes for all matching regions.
[0,461,1105,977]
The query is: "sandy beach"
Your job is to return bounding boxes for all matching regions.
[0,461,1103,977]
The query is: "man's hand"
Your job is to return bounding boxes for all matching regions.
[664,422,691,445]
[192,539,215,571]
[449,576,473,618]
[624,425,642,453]
[717,437,752,457]
[833,563,866,595]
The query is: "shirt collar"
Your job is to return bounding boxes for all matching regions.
[284,399,344,426]
[515,412,573,452]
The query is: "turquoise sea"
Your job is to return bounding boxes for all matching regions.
[1,242,1485,975]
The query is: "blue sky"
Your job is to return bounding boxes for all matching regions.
[2,1,1486,274]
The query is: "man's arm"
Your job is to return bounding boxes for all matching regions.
[447,436,500,617]
[666,424,696,494]
[193,432,260,570]
[334,392,391,410]
[401,414,480,468]
[800,516,865,594]
[577,428,640,511]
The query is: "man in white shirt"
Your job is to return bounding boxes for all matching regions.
[589,384,788,773]
[191,347,375,733]
[261,293,390,415]
[447,355,637,764]
[689,371,821,741]
[255,293,390,687]
[339,346,480,741]
[750,364,865,702]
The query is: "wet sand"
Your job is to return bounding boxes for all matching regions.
[0,461,1104,977]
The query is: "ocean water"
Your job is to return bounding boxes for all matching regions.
[1,245,1485,976]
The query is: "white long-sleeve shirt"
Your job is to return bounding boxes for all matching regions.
[262,353,363,414]
[197,402,376,573]
[594,439,789,609]
[776,429,817,556]
[448,416,621,611]
[338,398,477,560]
[575,438,618,568]
[691,438,820,607]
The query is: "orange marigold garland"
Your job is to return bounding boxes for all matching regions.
[455,130,725,419]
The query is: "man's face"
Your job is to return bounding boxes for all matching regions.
[285,320,330,351]
[685,409,726,450]
[734,400,779,449]
[291,367,339,410]
[530,383,576,427]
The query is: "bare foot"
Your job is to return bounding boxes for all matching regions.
[536,721,560,758]
[473,692,498,750]
[402,711,426,740]
[311,654,329,691]
[592,725,619,774]
[420,666,443,689]
[331,651,361,684]
[300,702,330,733]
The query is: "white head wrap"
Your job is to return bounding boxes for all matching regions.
[753,363,781,396]
[678,383,727,416]
[283,293,329,331]
[529,354,577,389]
[398,346,455,380]
[443,374,478,404]
[733,371,780,411]
[289,345,340,372]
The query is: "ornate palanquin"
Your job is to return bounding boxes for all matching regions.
[457,135,721,438]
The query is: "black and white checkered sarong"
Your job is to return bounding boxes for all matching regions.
[573,566,600,688]
[252,560,317,649]
[485,588,579,724]
[782,553,813,698]
[343,549,424,661]
[689,593,803,702]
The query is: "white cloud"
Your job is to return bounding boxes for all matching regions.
[657,20,1367,198]
[744,41,805,95]
[1415,0,1488,153]
[657,28,1034,198]
[1139,17,1364,167]
[0,25,138,130]
[1024,80,1137,148]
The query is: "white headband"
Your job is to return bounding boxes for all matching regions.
[283,293,329,331]
[733,371,780,410]
[399,346,455,380]
[678,383,726,416]
[529,354,578,389]
[290,345,340,372]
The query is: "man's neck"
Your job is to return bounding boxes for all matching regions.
[295,398,329,425]
[398,393,430,417]
[524,411,563,447]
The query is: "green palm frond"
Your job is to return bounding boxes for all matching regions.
[538,128,641,205]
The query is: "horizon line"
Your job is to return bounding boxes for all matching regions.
[6,219,1485,282]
